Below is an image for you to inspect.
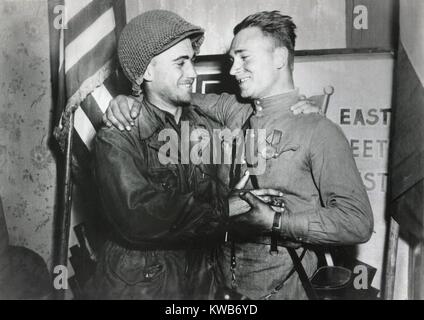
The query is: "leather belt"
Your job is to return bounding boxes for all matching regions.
[226,233,301,249]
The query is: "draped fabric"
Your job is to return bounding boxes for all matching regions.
[389,5,424,240]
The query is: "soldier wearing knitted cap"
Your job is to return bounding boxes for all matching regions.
[118,10,204,94]
[89,10,283,300]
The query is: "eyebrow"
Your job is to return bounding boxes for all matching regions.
[172,55,191,62]
[229,49,247,57]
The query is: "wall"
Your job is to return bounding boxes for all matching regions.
[294,53,408,299]
[0,0,55,266]
[127,0,347,53]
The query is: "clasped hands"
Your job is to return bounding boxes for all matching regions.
[228,171,285,235]
[229,171,302,248]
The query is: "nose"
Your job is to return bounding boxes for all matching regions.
[229,58,241,76]
[185,60,197,79]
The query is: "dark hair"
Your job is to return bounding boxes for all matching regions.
[233,11,297,68]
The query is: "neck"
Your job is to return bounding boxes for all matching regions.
[261,71,295,99]
[268,82,295,98]
[145,91,182,123]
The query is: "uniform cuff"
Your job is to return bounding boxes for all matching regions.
[280,210,310,242]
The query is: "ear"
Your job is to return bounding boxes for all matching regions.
[143,61,155,82]
[273,47,289,70]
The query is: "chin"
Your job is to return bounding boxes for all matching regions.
[240,91,252,99]
[177,96,192,106]
[175,90,190,100]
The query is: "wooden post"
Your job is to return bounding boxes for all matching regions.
[54,111,75,300]
[384,217,400,300]
[410,242,424,299]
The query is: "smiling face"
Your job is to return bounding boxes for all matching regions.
[145,38,197,109]
[229,27,283,100]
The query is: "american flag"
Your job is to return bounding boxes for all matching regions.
[48,0,127,298]
[50,0,127,165]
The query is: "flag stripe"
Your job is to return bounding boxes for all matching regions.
[67,58,114,118]
[66,32,116,101]
[65,0,113,48]
[72,129,92,172]
[103,69,132,97]
[91,84,113,113]
[80,95,105,132]
[77,81,115,144]
[64,0,93,22]
[103,73,120,97]
[74,107,97,151]
[65,7,115,73]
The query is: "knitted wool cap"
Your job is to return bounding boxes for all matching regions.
[118,10,205,87]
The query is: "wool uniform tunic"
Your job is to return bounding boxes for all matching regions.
[193,90,373,299]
